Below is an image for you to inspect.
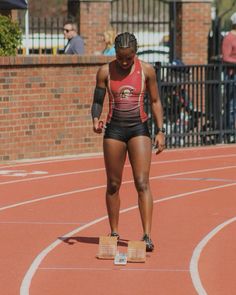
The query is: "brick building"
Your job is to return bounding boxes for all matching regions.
[22,0,212,64]
[0,0,213,161]
[27,0,68,17]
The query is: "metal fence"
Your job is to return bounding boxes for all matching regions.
[111,0,173,64]
[17,0,173,62]
[146,63,236,148]
[18,16,66,54]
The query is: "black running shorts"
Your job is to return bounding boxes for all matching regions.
[104,121,150,143]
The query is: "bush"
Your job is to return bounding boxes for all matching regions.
[0,15,22,56]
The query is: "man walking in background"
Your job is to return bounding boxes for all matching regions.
[63,21,84,54]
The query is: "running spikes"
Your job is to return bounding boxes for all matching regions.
[142,234,154,252]
[110,232,120,239]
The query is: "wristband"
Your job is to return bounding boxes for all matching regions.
[156,127,166,134]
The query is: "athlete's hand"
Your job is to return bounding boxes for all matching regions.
[93,119,104,134]
[154,132,165,154]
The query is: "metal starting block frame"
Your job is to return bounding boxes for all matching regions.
[127,241,146,263]
[97,237,146,263]
[96,236,118,259]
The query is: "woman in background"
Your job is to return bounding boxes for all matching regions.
[102,29,116,56]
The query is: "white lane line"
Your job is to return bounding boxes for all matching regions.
[0,170,48,177]
[1,165,236,212]
[20,181,236,295]
[39,267,189,272]
[20,214,109,295]
[1,144,235,169]
[0,185,104,212]
[190,216,236,295]
[153,153,236,165]
[0,167,105,186]
[167,177,236,183]
[1,153,236,186]
[0,221,87,225]
[0,153,103,169]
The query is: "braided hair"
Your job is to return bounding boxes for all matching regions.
[114,32,138,53]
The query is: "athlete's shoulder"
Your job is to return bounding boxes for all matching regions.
[139,60,156,78]
[97,63,109,79]
[139,59,154,70]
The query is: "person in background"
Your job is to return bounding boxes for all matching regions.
[102,29,116,56]
[222,12,236,64]
[222,12,236,135]
[63,21,84,54]
[91,32,165,252]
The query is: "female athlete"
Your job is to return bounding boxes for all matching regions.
[91,32,165,251]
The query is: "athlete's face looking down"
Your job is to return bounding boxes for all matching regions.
[116,47,136,70]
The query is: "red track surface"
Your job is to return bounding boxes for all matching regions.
[0,145,236,295]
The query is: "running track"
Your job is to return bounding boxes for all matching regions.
[0,145,236,295]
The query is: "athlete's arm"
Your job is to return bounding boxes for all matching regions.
[142,62,165,154]
[91,64,109,133]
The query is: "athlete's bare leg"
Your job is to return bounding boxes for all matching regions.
[127,136,153,235]
[103,138,127,234]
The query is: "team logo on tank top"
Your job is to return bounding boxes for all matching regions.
[118,85,135,100]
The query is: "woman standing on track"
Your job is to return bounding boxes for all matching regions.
[91,32,165,251]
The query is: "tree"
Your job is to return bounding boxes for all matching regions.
[215,0,236,29]
[0,15,22,56]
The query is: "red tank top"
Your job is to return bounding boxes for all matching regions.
[106,58,148,127]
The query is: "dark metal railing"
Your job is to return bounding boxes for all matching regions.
[146,63,236,148]
[18,16,66,54]
[111,0,171,65]
[17,0,174,62]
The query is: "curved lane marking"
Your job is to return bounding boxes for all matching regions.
[1,144,235,169]
[0,165,236,211]
[20,181,236,295]
[1,154,236,186]
[190,216,236,295]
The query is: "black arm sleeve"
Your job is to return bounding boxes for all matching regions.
[91,86,106,119]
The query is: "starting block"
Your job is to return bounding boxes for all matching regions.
[96,236,118,259]
[127,241,146,263]
[96,237,146,263]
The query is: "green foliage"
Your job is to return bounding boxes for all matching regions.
[0,15,22,56]
[216,0,236,21]
[212,0,236,30]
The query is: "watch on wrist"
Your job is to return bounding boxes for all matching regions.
[156,127,166,134]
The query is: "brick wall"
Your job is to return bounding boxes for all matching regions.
[17,0,212,62]
[176,1,212,64]
[0,55,112,161]
[79,0,212,63]
[28,0,67,18]
[80,0,111,55]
